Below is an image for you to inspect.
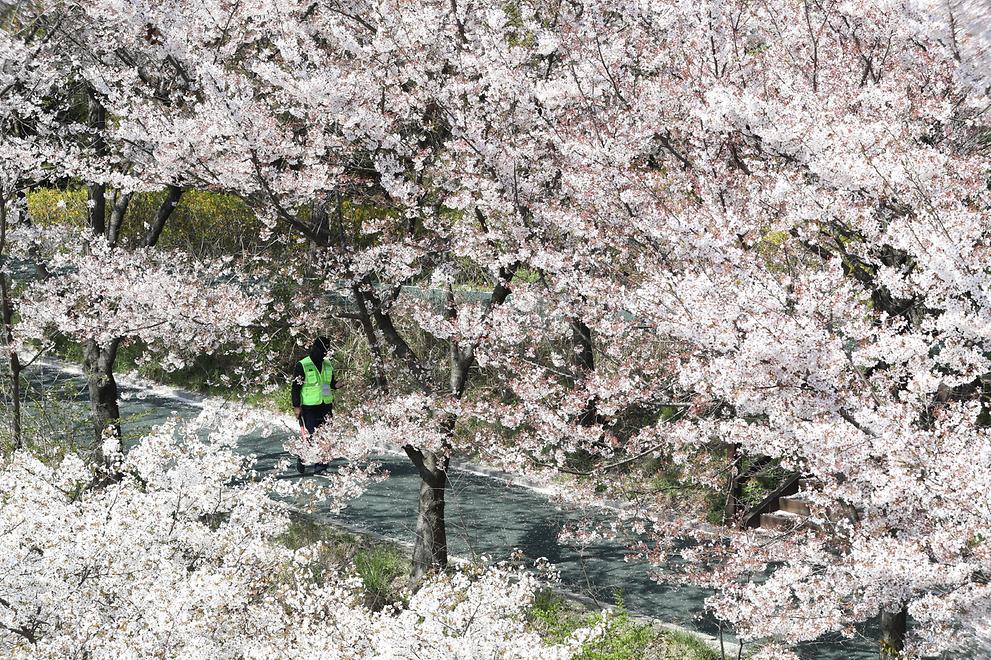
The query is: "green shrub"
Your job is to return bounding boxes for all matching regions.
[142,188,263,254]
[354,545,406,611]
[277,515,407,610]
[578,595,656,660]
[26,186,266,257]
[528,590,586,645]
[27,187,89,228]
[660,629,719,660]
[279,516,366,585]
[528,591,717,660]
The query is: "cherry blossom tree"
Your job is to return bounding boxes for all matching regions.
[0,407,590,658]
[0,11,85,450]
[0,2,162,446]
[15,227,269,367]
[466,1,991,657]
[43,0,570,579]
[8,0,991,657]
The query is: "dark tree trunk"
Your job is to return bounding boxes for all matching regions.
[107,191,131,247]
[351,284,389,393]
[83,93,119,449]
[410,449,449,579]
[569,317,597,426]
[361,288,451,579]
[87,100,106,236]
[879,606,907,660]
[348,273,451,579]
[315,205,516,582]
[724,442,742,523]
[83,338,121,448]
[87,182,106,236]
[0,272,21,450]
[0,192,21,450]
[570,317,594,374]
[144,185,183,248]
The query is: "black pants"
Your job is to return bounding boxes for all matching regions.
[300,404,333,434]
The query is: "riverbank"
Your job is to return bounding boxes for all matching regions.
[35,358,734,657]
[281,510,722,660]
[41,357,607,503]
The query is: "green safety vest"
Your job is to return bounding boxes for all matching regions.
[299,355,334,406]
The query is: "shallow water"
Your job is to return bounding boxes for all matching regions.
[24,364,881,659]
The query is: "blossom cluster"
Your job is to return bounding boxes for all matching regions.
[0,414,587,659]
[3,0,991,654]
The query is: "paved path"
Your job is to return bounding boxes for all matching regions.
[28,363,877,659]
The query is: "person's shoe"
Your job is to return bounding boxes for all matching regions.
[295,457,305,475]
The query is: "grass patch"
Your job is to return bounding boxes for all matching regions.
[355,545,407,610]
[658,629,720,660]
[278,514,407,610]
[529,591,717,660]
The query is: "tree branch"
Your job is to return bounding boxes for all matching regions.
[144,185,183,248]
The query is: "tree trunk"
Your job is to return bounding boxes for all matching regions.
[106,191,131,247]
[569,317,597,426]
[0,272,21,450]
[351,284,389,393]
[357,256,515,581]
[724,442,741,523]
[879,606,907,659]
[144,185,183,248]
[82,338,121,447]
[411,450,449,579]
[570,317,594,373]
[87,94,107,237]
[357,284,450,579]
[0,192,21,450]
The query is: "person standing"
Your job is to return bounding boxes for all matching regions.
[291,336,338,474]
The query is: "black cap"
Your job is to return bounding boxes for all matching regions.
[311,336,331,358]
